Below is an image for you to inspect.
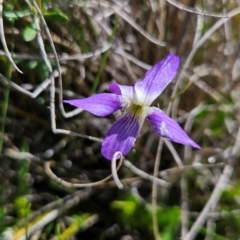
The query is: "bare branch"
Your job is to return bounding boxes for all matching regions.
[166,0,229,18]
[185,127,240,240]
[0,0,22,73]
[123,159,170,187]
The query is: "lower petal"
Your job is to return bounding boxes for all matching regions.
[147,107,200,149]
[64,93,124,117]
[101,112,143,160]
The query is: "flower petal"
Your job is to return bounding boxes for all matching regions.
[147,107,200,148]
[134,54,180,106]
[64,93,124,117]
[101,112,143,160]
[109,82,134,102]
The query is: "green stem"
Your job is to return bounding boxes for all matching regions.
[91,16,120,93]
[0,62,12,153]
[0,15,14,152]
[0,41,12,233]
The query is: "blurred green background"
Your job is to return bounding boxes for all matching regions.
[1,0,240,239]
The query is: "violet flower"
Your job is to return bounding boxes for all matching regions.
[64,54,200,160]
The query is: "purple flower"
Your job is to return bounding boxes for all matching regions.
[64,54,200,160]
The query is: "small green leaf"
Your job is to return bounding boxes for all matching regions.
[4,10,32,21]
[111,200,137,217]
[27,60,38,69]
[22,23,37,42]
[43,8,68,23]
[39,62,50,81]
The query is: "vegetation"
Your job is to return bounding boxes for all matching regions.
[1,0,240,239]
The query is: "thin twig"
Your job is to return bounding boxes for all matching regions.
[16,190,91,228]
[166,0,229,17]
[113,6,166,46]
[59,42,111,61]
[114,48,151,70]
[189,208,240,219]
[193,7,204,46]
[111,151,124,189]
[50,214,99,240]
[0,0,22,73]
[163,139,183,167]
[4,149,41,162]
[159,162,225,178]
[170,6,240,116]
[205,217,216,240]
[14,190,92,240]
[50,129,102,142]
[0,70,58,98]
[0,65,102,142]
[180,175,189,238]
[0,44,111,61]
[44,159,122,188]
[185,127,240,240]
[152,138,163,240]
[181,107,200,238]
[33,1,75,119]
[33,13,52,72]
[123,159,170,187]
[222,0,232,40]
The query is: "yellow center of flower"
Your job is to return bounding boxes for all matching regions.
[128,103,144,117]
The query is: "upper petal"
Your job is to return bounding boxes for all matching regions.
[134,54,180,106]
[146,107,200,149]
[109,82,134,102]
[64,93,125,117]
[101,112,144,160]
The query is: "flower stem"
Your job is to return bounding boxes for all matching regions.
[152,138,163,240]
